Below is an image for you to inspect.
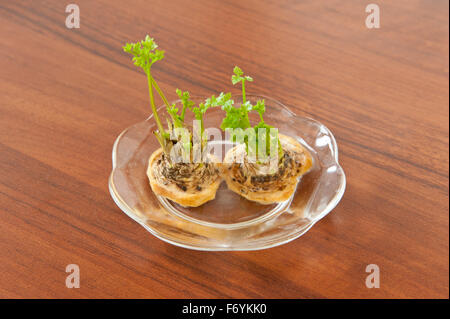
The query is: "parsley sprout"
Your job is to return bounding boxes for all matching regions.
[251,100,283,159]
[229,66,253,128]
[167,89,194,128]
[123,38,283,162]
[123,35,174,153]
[193,92,233,133]
[222,67,283,160]
[231,66,253,104]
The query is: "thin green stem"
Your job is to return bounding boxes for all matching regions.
[200,117,207,150]
[241,80,251,126]
[151,77,170,108]
[242,79,246,103]
[147,69,165,135]
[180,105,187,122]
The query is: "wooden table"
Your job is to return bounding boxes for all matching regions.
[0,0,448,299]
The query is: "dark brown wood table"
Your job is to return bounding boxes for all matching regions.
[0,0,448,298]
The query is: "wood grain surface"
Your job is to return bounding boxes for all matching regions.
[0,0,448,298]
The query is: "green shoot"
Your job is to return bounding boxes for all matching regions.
[220,66,254,132]
[167,89,194,128]
[252,99,265,122]
[177,89,194,122]
[220,100,251,130]
[194,92,233,133]
[151,77,171,109]
[231,66,253,103]
[221,67,283,161]
[166,103,181,127]
[221,67,253,129]
[251,100,283,159]
[123,35,170,152]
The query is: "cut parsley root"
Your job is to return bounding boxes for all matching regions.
[147,149,222,207]
[223,134,313,205]
[123,35,222,207]
[220,67,313,204]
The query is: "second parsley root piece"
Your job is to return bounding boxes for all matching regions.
[221,67,313,204]
[223,134,313,205]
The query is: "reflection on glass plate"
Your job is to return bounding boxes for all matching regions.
[109,95,346,250]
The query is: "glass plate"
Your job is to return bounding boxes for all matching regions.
[109,95,346,250]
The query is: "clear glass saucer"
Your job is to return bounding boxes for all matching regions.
[109,95,346,250]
